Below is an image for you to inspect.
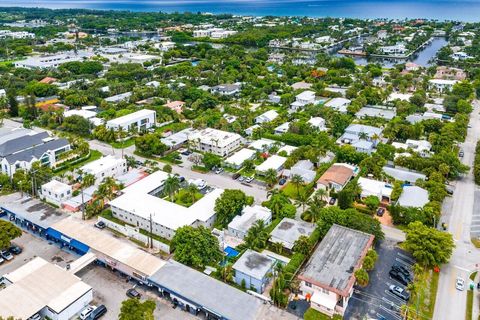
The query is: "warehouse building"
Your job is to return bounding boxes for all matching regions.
[0,257,93,320]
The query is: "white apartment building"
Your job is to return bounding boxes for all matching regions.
[106,109,156,132]
[80,155,127,183]
[14,51,93,69]
[40,180,72,206]
[188,128,243,157]
[109,171,224,240]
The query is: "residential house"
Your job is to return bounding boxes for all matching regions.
[40,180,72,206]
[428,79,458,93]
[337,124,383,154]
[269,218,316,251]
[80,155,127,184]
[324,98,351,113]
[255,110,279,124]
[255,155,287,176]
[224,148,256,170]
[298,225,374,317]
[228,205,272,240]
[291,90,316,111]
[274,122,290,135]
[285,160,317,184]
[317,163,358,191]
[397,186,429,208]
[358,177,392,203]
[308,117,327,131]
[210,83,241,96]
[291,81,312,90]
[232,250,275,293]
[164,101,185,113]
[106,109,156,132]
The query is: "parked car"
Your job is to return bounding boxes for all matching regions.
[446,186,454,195]
[389,270,410,286]
[232,173,241,180]
[389,285,410,301]
[456,277,465,291]
[1,250,13,261]
[245,176,254,183]
[80,305,96,320]
[279,178,287,186]
[215,167,224,174]
[0,256,4,265]
[376,207,385,217]
[238,176,245,182]
[126,288,141,299]
[94,221,106,229]
[87,305,107,320]
[459,150,464,157]
[28,314,42,320]
[329,197,337,205]
[8,245,22,255]
[391,264,411,279]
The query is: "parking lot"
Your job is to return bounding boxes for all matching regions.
[0,231,197,320]
[345,239,415,320]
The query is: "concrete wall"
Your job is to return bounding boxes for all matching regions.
[97,216,170,253]
[234,270,267,293]
[42,288,93,320]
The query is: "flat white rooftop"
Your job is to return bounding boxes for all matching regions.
[0,257,92,319]
[81,155,124,176]
[107,109,155,126]
[110,171,224,230]
[188,128,242,148]
[256,155,287,172]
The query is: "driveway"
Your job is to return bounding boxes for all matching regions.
[345,239,413,320]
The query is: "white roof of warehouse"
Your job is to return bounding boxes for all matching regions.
[0,257,92,319]
[225,148,256,167]
[110,170,224,230]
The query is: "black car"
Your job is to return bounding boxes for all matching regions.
[279,178,287,186]
[329,197,337,205]
[8,245,22,255]
[389,270,410,286]
[94,221,106,229]
[126,288,141,299]
[232,173,241,180]
[376,207,385,217]
[391,264,411,279]
[87,305,107,319]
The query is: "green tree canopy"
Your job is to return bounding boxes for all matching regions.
[171,226,222,268]
[214,189,250,228]
[403,221,454,268]
[0,220,22,250]
[119,299,156,320]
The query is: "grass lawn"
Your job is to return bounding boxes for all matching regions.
[282,182,314,200]
[303,308,342,320]
[160,151,182,164]
[55,150,103,175]
[472,238,480,248]
[111,138,135,149]
[408,269,440,319]
[467,290,474,320]
[173,189,203,207]
[156,122,189,133]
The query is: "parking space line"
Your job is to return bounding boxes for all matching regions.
[397,253,414,264]
[384,290,406,304]
[379,305,402,320]
[395,257,413,267]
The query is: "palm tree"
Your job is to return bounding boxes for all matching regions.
[95,177,119,209]
[267,188,281,199]
[244,220,269,251]
[163,175,181,201]
[219,264,234,283]
[290,174,304,196]
[268,192,290,219]
[264,169,278,188]
[358,131,369,140]
[294,191,309,214]
[185,183,199,205]
[315,188,329,202]
[293,235,312,255]
[272,242,284,254]
[82,173,96,188]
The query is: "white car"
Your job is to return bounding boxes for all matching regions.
[456,277,465,291]
[80,305,96,320]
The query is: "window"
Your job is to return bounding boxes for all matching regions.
[305,282,312,288]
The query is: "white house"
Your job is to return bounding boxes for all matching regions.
[40,180,72,206]
[228,205,272,239]
[255,110,279,124]
[379,44,407,55]
[274,122,290,135]
[428,79,458,93]
[392,139,432,157]
[106,109,156,132]
[256,155,287,176]
[338,124,383,154]
[358,177,392,203]
[224,148,256,169]
[324,97,351,113]
[290,90,316,111]
[14,51,93,69]
[308,117,326,131]
[80,155,127,184]
[188,128,243,157]
[156,41,176,51]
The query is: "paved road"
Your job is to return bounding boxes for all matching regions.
[433,100,480,320]
[88,140,268,204]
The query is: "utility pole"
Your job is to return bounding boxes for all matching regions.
[149,213,153,249]
[31,170,37,197]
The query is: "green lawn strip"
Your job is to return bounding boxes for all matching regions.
[408,269,439,319]
[467,290,474,320]
[54,150,103,175]
[110,138,135,149]
[303,308,342,320]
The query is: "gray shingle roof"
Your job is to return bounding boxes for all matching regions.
[4,138,69,163]
[0,132,49,157]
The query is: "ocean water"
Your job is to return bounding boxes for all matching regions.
[0,0,479,22]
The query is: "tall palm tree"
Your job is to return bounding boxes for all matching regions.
[267,188,281,199]
[272,242,284,255]
[82,173,96,188]
[294,191,309,214]
[264,169,278,188]
[290,174,304,196]
[315,188,329,202]
[244,220,269,251]
[163,175,181,201]
[95,177,119,208]
[185,183,199,205]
